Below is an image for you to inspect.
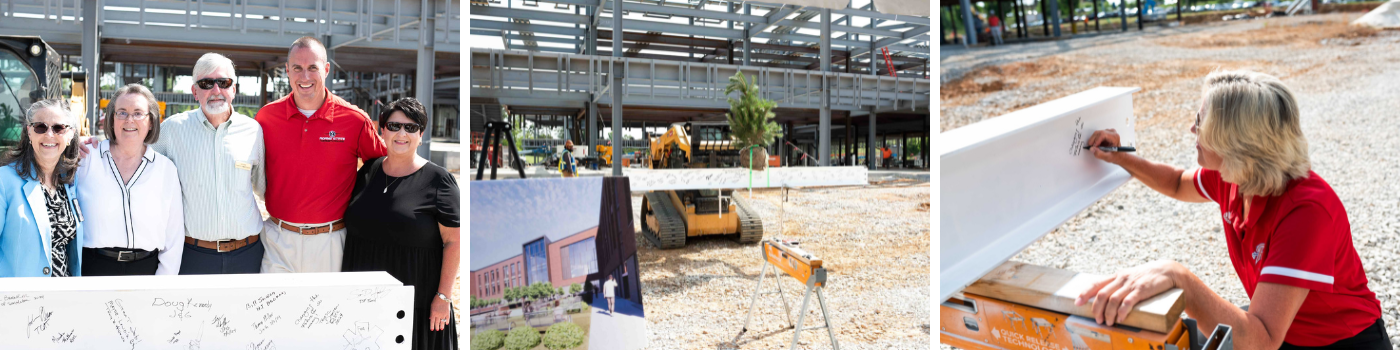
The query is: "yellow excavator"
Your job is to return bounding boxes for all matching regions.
[639,122,762,249]
[0,36,92,153]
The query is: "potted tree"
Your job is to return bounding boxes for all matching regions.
[724,71,783,171]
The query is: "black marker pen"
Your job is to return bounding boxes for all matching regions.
[1083,146,1136,152]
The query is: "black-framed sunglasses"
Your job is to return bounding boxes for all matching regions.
[29,122,71,135]
[195,78,235,90]
[385,122,423,133]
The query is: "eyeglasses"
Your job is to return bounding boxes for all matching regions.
[385,122,423,133]
[113,110,151,120]
[196,78,235,90]
[29,122,71,135]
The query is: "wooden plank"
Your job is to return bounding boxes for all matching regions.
[961,261,1186,333]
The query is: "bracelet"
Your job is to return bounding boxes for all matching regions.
[436,292,450,302]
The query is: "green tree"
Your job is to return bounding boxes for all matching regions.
[724,71,782,170]
[569,283,583,294]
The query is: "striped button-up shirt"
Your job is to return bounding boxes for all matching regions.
[151,108,266,242]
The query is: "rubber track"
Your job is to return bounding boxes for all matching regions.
[642,192,687,249]
[731,195,763,244]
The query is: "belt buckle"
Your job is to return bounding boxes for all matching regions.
[216,240,232,253]
[117,251,134,262]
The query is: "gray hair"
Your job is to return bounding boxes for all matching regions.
[1198,70,1310,197]
[104,83,162,145]
[1,98,80,185]
[192,52,235,80]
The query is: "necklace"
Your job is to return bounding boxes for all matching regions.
[384,174,402,193]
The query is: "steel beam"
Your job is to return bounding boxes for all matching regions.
[958,0,976,45]
[939,87,1141,301]
[82,0,100,129]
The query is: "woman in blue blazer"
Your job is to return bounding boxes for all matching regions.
[0,98,84,277]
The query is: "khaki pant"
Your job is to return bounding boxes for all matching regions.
[259,218,346,273]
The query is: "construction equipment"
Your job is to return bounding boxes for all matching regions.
[733,238,839,350]
[474,120,526,180]
[0,36,88,153]
[596,143,614,167]
[639,121,761,249]
[645,121,740,169]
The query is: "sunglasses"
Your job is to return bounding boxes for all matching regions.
[195,78,235,90]
[385,122,423,133]
[29,122,72,135]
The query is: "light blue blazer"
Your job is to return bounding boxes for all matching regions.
[0,164,84,277]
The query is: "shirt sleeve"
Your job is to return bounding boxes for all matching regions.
[1192,168,1226,206]
[356,119,388,160]
[252,125,267,201]
[435,169,460,228]
[1258,202,1337,292]
[155,165,185,275]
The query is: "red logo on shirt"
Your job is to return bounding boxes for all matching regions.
[319,130,346,142]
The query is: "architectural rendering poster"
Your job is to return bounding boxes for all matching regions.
[470,177,646,350]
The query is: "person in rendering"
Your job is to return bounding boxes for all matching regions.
[75,84,184,275]
[152,53,266,275]
[560,140,577,177]
[1077,70,1389,349]
[989,14,1004,46]
[256,36,387,273]
[0,99,85,277]
[341,98,459,350]
[604,274,618,315]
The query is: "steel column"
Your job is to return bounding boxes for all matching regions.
[959,0,977,45]
[611,0,623,176]
[416,0,435,158]
[82,0,100,129]
[868,108,877,170]
[818,8,831,167]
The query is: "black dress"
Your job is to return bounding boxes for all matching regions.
[342,157,460,350]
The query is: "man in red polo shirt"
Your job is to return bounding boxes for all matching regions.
[256,36,387,273]
[1073,70,1387,350]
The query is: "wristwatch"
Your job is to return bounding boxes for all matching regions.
[436,292,450,302]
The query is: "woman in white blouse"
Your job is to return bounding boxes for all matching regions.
[75,84,185,275]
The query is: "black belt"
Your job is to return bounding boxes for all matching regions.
[93,248,157,262]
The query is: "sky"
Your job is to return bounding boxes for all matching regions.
[469,177,604,270]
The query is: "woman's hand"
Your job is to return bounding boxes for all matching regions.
[1085,129,1131,165]
[1074,260,1182,326]
[429,296,451,331]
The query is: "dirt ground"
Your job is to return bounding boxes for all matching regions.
[636,181,931,350]
[941,14,1392,133]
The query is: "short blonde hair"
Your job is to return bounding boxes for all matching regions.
[1198,70,1309,197]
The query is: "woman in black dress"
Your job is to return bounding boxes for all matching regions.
[343,98,460,349]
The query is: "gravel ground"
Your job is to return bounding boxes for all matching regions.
[638,182,931,350]
[940,13,1400,349]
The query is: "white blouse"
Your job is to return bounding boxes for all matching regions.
[75,140,185,274]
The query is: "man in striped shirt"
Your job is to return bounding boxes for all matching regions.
[151,53,268,274]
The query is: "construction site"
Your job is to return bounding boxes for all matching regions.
[466,0,933,349]
[941,1,1400,349]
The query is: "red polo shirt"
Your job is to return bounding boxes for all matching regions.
[1192,168,1380,346]
[255,90,387,224]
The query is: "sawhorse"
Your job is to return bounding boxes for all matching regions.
[732,238,839,350]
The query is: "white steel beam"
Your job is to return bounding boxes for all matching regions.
[939,87,1141,301]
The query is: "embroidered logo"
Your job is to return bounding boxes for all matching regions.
[1224,212,1233,223]
[1252,243,1265,263]
[319,130,346,142]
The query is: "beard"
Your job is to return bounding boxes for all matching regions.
[203,99,230,115]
